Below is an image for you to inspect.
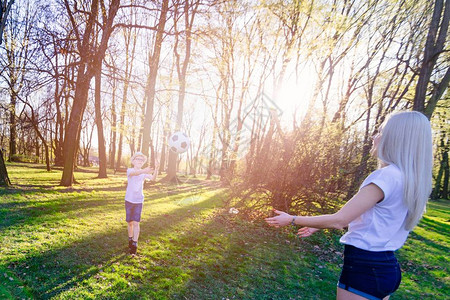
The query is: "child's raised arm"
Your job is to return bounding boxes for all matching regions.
[129,167,152,177]
[145,161,159,181]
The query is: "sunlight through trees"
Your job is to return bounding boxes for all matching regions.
[0,0,448,200]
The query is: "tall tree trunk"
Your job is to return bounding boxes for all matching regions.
[61,69,92,185]
[116,25,137,168]
[442,150,449,199]
[424,67,450,118]
[166,0,193,180]
[51,36,69,167]
[109,76,117,169]
[60,0,120,186]
[0,0,14,45]
[53,73,64,166]
[206,95,219,180]
[8,92,16,161]
[141,0,169,158]
[347,101,374,199]
[413,0,450,115]
[94,67,107,178]
[32,123,50,171]
[0,149,11,186]
[219,109,231,182]
[159,111,171,174]
[116,81,127,168]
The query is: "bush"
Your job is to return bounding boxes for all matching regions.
[10,154,39,163]
[232,122,373,217]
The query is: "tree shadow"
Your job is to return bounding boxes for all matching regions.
[1,178,219,197]
[1,184,126,194]
[396,217,449,291]
[3,191,223,299]
[110,216,341,300]
[0,180,222,236]
[0,196,123,232]
[419,216,449,235]
[404,215,450,256]
[6,162,101,174]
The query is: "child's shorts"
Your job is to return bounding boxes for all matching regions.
[338,244,401,300]
[125,201,143,222]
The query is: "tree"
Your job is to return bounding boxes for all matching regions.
[344,0,425,198]
[431,99,450,199]
[0,0,14,45]
[140,0,169,161]
[1,1,35,161]
[114,7,139,169]
[19,96,52,171]
[166,0,200,182]
[60,0,120,186]
[0,147,10,186]
[413,0,450,117]
[94,66,107,177]
[36,28,71,167]
[263,0,313,101]
[106,61,118,169]
[0,0,14,186]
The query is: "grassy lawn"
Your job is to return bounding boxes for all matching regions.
[0,163,448,299]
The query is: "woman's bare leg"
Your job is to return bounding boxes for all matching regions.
[337,287,390,300]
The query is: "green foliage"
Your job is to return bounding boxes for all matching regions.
[0,163,448,299]
[10,154,39,163]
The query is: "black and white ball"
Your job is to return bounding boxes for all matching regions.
[169,132,190,154]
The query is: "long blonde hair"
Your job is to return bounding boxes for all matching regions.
[377,111,433,231]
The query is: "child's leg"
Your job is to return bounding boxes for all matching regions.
[125,201,134,239]
[129,221,140,255]
[128,221,134,246]
[126,201,135,249]
[132,221,140,242]
[129,203,142,255]
[127,221,133,238]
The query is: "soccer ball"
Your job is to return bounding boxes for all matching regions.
[168,131,190,154]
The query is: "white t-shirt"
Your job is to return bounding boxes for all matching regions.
[124,168,151,203]
[340,164,409,251]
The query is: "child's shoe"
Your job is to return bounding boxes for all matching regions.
[130,242,137,255]
[128,237,133,249]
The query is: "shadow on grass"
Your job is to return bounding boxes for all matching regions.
[168,221,300,299]
[419,216,450,235]
[0,183,126,196]
[0,196,122,232]
[3,190,224,299]
[4,190,444,299]
[0,181,221,238]
[6,162,100,174]
[1,178,219,197]
[109,217,342,300]
[402,215,450,257]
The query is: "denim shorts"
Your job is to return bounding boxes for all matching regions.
[125,201,143,222]
[338,245,402,300]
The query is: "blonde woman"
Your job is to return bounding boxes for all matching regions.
[266,111,433,300]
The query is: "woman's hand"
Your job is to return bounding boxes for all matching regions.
[297,227,320,238]
[265,210,294,227]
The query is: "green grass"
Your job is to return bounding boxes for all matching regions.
[0,163,448,299]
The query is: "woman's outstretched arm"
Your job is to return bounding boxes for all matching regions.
[265,183,384,230]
